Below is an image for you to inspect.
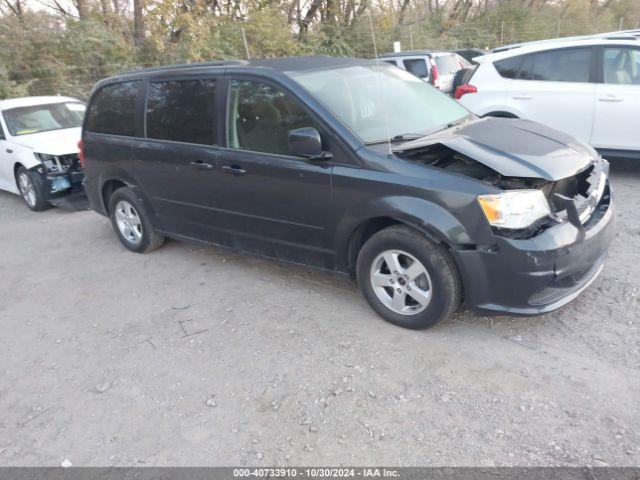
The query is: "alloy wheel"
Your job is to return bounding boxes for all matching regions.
[370,249,433,315]
[115,200,143,245]
[18,172,37,208]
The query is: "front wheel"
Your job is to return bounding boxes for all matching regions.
[16,166,50,211]
[356,225,461,329]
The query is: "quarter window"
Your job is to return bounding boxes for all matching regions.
[227,80,318,156]
[603,47,640,85]
[494,56,522,79]
[146,79,217,145]
[86,81,140,136]
[403,59,429,78]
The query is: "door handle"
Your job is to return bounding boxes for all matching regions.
[190,160,213,170]
[512,93,532,100]
[598,95,623,102]
[222,165,247,176]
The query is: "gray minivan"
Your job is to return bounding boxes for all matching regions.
[81,56,613,329]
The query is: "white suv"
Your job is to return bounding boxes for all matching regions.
[456,39,640,158]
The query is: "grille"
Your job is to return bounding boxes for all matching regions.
[546,162,606,225]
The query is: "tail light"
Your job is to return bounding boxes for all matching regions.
[455,84,477,100]
[429,58,439,88]
[77,139,85,168]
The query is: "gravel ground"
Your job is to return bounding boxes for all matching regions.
[0,159,638,467]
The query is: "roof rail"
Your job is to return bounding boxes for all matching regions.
[119,60,248,76]
[493,29,640,52]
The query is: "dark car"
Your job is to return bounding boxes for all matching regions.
[455,48,487,64]
[80,56,613,329]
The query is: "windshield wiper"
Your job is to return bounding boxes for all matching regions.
[392,133,425,141]
[365,133,425,145]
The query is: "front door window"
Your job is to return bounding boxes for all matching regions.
[227,80,318,156]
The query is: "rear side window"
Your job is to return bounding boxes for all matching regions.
[531,48,591,82]
[146,79,217,145]
[403,59,429,78]
[86,81,140,136]
[495,48,592,82]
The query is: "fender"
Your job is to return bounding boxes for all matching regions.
[334,195,476,271]
[6,145,40,193]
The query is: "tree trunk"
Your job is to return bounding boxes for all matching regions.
[75,0,88,19]
[133,0,145,47]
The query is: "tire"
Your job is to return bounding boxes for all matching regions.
[356,225,461,329]
[16,166,50,212]
[108,187,165,253]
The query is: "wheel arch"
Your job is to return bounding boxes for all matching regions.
[96,167,162,227]
[101,178,129,214]
[482,110,519,119]
[337,196,475,276]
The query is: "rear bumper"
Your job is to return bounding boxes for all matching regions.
[453,185,614,316]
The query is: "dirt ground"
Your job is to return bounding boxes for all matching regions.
[0,159,638,467]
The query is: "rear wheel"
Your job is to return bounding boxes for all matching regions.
[108,187,165,253]
[16,166,50,212]
[356,225,461,329]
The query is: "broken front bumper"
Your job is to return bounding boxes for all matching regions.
[39,166,88,211]
[453,182,614,316]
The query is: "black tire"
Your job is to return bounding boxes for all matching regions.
[108,187,165,253]
[356,225,461,329]
[16,166,50,212]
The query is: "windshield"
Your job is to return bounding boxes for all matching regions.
[3,102,85,136]
[287,64,469,144]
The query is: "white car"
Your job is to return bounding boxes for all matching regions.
[456,38,640,158]
[379,50,466,95]
[0,96,86,211]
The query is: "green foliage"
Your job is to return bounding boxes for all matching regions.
[0,0,637,99]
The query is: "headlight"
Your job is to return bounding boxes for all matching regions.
[34,153,60,172]
[478,190,550,229]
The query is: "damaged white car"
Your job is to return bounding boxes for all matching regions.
[0,96,86,211]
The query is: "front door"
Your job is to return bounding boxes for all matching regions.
[214,77,334,267]
[591,45,640,152]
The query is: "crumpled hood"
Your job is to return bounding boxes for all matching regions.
[394,117,596,181]
[10,127,81,156]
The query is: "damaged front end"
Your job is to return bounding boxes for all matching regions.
[33,152,88,210]
[395,142,611,240]
[394,139,614,316]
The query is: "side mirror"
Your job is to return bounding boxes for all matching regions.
[288,127,332,160]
